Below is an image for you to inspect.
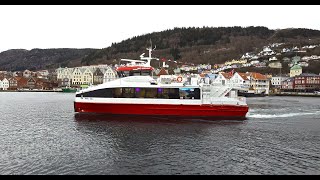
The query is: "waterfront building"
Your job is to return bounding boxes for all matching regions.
[93,68,104,85]
[0,78,9,90]
[290,64,302,77]
[103,66,117,83]
[247,72,270,94]
[72,67,83,86]
[56,67,74,87]
[281,77,295,91]
[81,67,94,86]
[281,73,320,92]
[229,72,250,90]
[294,73,320,92]
[271,76,289,88]
[213,72,232,86]
[27,77,37,90]
[8,77,18,90]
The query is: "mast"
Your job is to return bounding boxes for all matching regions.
[142,40,158,67]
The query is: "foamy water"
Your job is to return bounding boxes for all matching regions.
[247,111,320,119]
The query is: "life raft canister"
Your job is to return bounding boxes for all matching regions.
[177,76,183,82]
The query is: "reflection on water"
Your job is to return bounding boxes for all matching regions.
[73,113,247,175]
[74,113,247,124]
[0,93,320,174]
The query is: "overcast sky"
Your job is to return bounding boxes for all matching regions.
[0,5,319,52]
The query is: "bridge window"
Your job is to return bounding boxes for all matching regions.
[179,88,200,99]
[77,87,200,99]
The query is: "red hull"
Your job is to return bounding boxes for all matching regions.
[74,102,249,120]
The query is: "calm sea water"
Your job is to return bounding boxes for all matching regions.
[0,92,319,175]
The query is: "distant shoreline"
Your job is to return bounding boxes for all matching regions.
[0,90,64,92]
[269,92,320,97]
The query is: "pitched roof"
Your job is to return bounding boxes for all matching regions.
[157,68,168,76]
[247,72,267,80]
[17,77,28,87]
[290,64,302,70]
[237,72,249,80]
[220,72,232,79]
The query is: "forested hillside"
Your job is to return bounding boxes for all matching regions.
[1,26,320,73]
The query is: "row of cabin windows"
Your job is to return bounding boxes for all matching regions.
[117,70,152,77]
[76,87,201,99]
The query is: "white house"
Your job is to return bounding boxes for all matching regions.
[229,72,250,90]
[37,70,49,77]
[301,56,311,62]
[250,55,259,60]
[268,62,282,68]
[81,67,94,85]
[56,67,74,87]
[250,60,260,65]
[212,72,232,86]
[72,67,83,85]
[298,61,309,67]
[269,56,278,61]
[103,67,117,83]
[311,55,319,60]
[260,46,276,56]
[0,78,9,90]
[282,48,291,53]
[271,76,289,88]
[23,70,33,78]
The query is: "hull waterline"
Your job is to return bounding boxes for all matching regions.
[74,102,249,120]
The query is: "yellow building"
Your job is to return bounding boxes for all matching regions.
[290,64,302,77]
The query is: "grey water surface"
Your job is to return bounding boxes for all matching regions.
[0,92,319,174]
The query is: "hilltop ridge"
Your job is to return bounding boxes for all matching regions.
[1,26,320,74]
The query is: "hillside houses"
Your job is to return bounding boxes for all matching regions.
[1,40,320,93]
[228,42,320,72]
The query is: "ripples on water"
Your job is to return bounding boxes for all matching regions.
[0,92,319,174]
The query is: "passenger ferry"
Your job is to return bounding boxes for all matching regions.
[74,47,249,120]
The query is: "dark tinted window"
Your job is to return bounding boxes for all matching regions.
[81,88,113,98]
[179,88,200,99]
[77,87,199,99]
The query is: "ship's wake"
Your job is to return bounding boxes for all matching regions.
[247,111,320,119]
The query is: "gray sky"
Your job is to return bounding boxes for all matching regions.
[0,5,319,52]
